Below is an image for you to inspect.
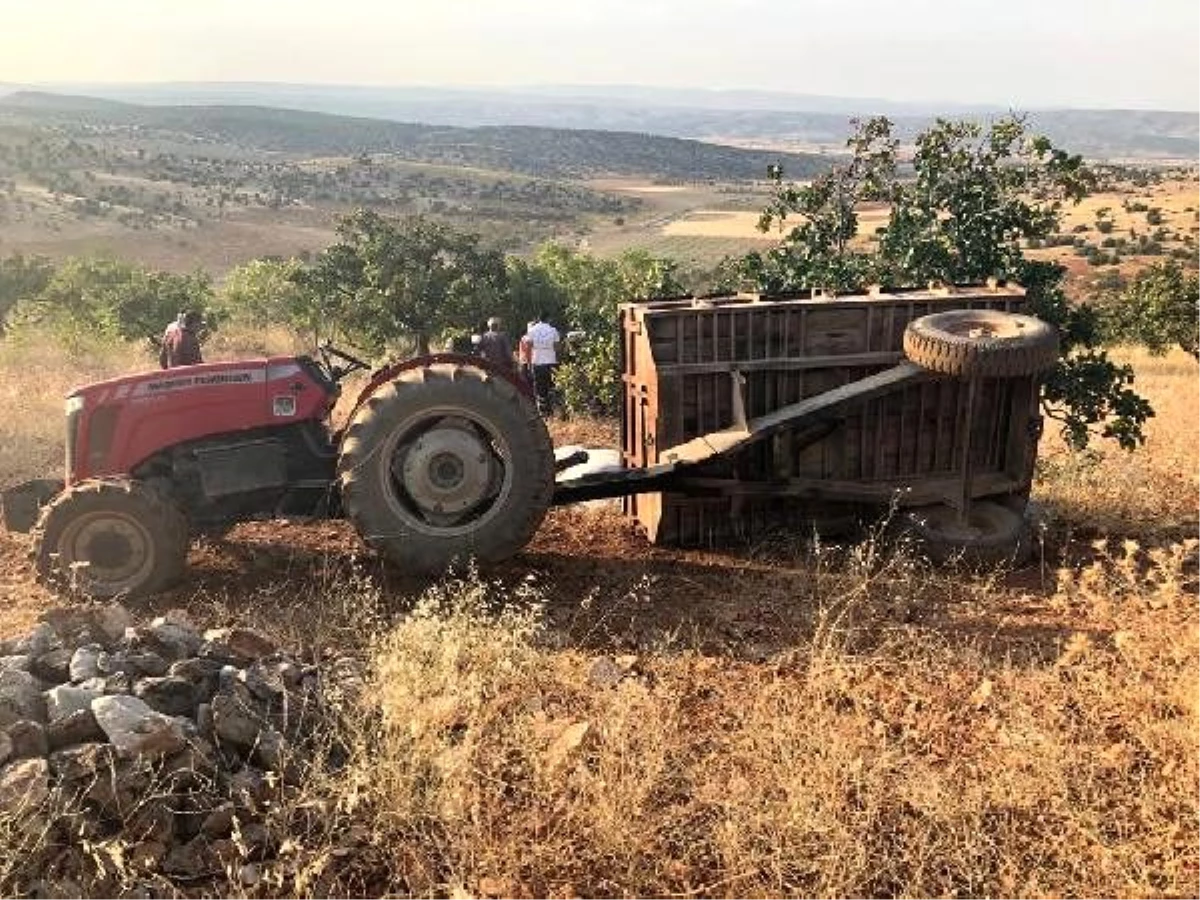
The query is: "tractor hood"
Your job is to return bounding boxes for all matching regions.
[63,356,337,482]
[68,358,286,405]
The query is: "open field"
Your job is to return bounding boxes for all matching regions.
[0,331,1196,896]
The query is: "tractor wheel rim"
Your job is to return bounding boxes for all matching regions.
[401,425,494,517]
[381,408,514,537]
[59,511,154,592]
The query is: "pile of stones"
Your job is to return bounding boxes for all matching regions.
[0,604,361,893]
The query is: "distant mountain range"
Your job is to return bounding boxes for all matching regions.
[0,91,831,182]
[0,81,1010,117]
[1,82,1196,161]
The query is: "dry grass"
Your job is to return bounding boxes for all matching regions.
[0,336,147,486]
[661,210,780,240]
[289,543,1198,898]
[1036,347,1199,541]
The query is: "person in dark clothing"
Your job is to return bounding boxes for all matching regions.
[475,317,514,373]
[159,311,204,369]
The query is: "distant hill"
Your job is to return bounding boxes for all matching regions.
[4,82,1195,161]
[0,91,832,181]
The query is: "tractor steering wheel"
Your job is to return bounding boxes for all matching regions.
[318,343,371,382]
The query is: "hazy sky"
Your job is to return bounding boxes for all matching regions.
[2,0,1197,110]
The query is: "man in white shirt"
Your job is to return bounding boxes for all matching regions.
[525,313,561,416]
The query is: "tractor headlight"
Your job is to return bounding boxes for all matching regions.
[65,394,84,478]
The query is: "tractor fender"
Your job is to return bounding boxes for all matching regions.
[342,353,532,443]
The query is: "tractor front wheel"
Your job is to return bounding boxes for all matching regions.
[337,363,554,574]
[33,479,189,599]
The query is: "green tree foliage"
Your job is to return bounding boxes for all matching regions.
[532,244,683,415]
[0,253,55,332]
[1100,259,1199,358]
[748,119,896,292]
[17,257,212,347]
[221,257,327,346]
[297,210,507,355]
[744,116,1154,450]
[500,257,570,339]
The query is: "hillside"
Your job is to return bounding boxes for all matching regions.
[0,91,831,181]
[6,82,1195,161]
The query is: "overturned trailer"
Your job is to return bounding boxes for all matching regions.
[599,282,1054,560]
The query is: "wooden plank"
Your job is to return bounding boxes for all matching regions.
[668,472,1019,505]
[658,350,906,376]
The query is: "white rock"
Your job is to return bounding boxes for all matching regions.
[147,621,202,659]
[45,684,104,721]
[91,695,188,758]
[69,644,105,682]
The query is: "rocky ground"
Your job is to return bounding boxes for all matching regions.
[0,603,361,896]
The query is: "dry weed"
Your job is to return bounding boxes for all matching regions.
[1037,347,1199,542]
[307,552,1197,898]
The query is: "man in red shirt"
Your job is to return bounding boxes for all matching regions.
[159,311,204,369]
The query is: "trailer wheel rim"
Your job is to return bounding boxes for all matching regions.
[57,510,154,592]
[378,407,514,537]
[937,313,1029,341]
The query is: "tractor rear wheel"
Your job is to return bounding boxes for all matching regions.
[33,479,189,599]
[337,363,554,574]
[903,309,1058,378]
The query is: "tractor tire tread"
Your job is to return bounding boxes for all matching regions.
[32,477,189,599]
[338,363,554,574]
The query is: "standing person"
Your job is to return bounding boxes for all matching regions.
[475,317,514,373]
[525,312,561,417]
[158,311,185,365]
[517,322,535,388]
[160,310,204,369]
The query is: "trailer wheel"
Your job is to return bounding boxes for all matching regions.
[33,479,189,599]
[338,363,554,574]
[903,310,1058,378]
[903,500,1031,568]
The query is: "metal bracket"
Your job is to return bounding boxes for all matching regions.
[730,369,748,433]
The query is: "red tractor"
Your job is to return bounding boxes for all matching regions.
[2,346,557,599]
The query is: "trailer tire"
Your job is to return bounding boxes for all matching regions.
[33,478,189,599]
[903,499,1031,568]
[904,310,1058,378]
[338,362,554,575]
